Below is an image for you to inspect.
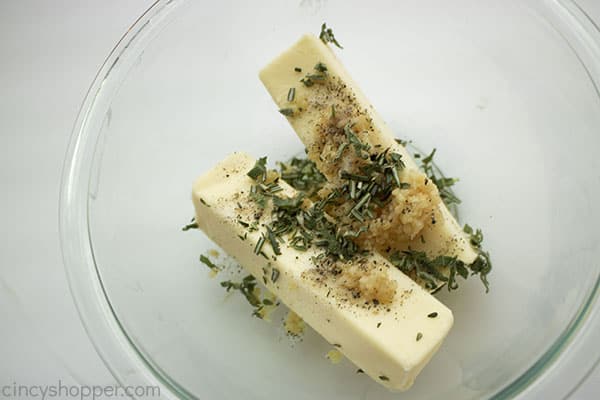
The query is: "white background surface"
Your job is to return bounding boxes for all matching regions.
[0,1,599,399]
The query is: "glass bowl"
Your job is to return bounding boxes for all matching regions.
[60,1,600,399]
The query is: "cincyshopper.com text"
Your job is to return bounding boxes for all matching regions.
[2,381,160,399]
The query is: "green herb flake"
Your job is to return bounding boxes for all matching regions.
[199,198,210,207]
[254,235,266,255]
[247,156,268,182]
[314,62,328,73]
[287,87,296,102]
[294,67,302,72]
[319,22,343,49]
[266,227,281,256]
[416,332,423,341]
[182,222,198,231]
[271,267,280,283]
[378,375,389,382]
[300,77,314,87]
[279,108,294,117]
[428,312,438,318]
[199,254,220,272]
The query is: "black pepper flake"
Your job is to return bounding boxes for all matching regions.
[428,312,438,318]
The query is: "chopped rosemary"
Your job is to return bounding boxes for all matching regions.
[319,22,343,49]
[299,63,328,87]
[300,77,314,87]
[254,234,266,255]
[271,267,280,283]
[182,221,198,231]
[314,62,328,73]
[390,231,491,293]
[287,87,296,102]
[199,254,220,272]
[247,157,268,182]
[417,148,461,207]
[279,108,294,116]
[221,275,260,307]
[266,227,281,256]
[199,198,210,207]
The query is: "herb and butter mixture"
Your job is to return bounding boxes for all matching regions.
[186,24,492,391]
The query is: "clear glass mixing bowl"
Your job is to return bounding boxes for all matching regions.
[60,1,600,398]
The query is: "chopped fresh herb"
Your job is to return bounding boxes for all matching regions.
[334,142,348,161]
[294,67,302,72]
[314,62,328,73]
[249,185,267,208]
[279,157,326,196]
[333,343,342,348]
[331,104,336,119]
[319,22,343,49]
[220,275,262,310]
[262,298,274,306]
[390,244,490,292]
[287,87,296,102]
[417,147,461,207]
[344,123,371,158]
[395,138,411,146]
[247,157,268,182]
[416,332,423,341]
[272,193,305,210]
[279,108,294,116]
[266,227,281,256]
[356,369,364,374]
[254,235,266,255]
[377,322,382,328]
[379,375,389,381]
[199,198,210,207]
[428,312,438,318]
[271,267,280,283]
[237,220,249,228]
[300,77,314,87]
[182,221,198,231]
[199,254,220,272]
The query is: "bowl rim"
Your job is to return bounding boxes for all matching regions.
[59,0,600,399]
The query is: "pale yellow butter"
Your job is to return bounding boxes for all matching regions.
[192,152,453,391]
